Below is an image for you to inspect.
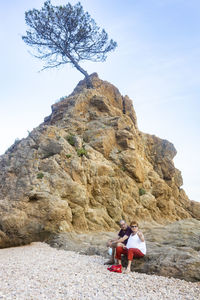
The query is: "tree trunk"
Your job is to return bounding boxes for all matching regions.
[67,53,93,88]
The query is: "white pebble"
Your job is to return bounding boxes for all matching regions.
[0,242,199,300]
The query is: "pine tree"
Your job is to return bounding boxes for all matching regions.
[22,1,117,87]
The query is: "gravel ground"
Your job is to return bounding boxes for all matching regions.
[0,242,199,300]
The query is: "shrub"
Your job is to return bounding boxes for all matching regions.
[14,138,20,143]
[139,188,146,196]
[37,172,44,179]
[54,96,67,104]
[65,134,75,146]
[66,154,71,158]
[76,148,87,157]
[59,96,67,101]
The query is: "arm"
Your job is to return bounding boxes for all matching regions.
[108,235,129,247]
[117,234,129,244]
[137,231,145,242]
[107,235,120,247]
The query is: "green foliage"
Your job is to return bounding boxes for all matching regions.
[65,134,75,146]
[37,172,44,179]
[22,1,117,84]
[59,96,67,101]
[14,138,20,145]
[66,154,71,158]
[76,148,87,157]
[54,96,67,104]
[139,188,146,196]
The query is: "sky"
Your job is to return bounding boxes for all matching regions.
[0,0,199,202]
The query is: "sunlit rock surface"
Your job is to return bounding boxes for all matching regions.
[0,73,199,248]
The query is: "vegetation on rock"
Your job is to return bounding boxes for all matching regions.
[37,172,44,179]
[76,148,87,157]
[66,134,75,146]
[139,188,146,196]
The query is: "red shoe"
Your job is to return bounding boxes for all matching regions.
[113,264,122,273]
[107,265,117,272]
[107,264,122,273]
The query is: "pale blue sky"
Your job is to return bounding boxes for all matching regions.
[0,0,199,202]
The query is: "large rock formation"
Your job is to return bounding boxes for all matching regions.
[0,73,199,248]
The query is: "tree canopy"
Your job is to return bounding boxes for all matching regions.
[22,1,117,87]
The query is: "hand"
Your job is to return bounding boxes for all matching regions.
[107,239,115,247]
[137,231,144,241]
[107,240,112,247]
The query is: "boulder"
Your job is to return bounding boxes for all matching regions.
[0,73,199,248]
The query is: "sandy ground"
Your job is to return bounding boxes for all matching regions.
[0,242,199,300]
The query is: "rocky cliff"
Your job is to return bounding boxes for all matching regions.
[0,73,199,248]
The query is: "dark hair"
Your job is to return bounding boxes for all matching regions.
[130,221,138,227]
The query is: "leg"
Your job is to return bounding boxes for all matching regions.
[115,246,127,265]
[110,245,116,262]
[125,248,144,273]
[104,241,118,265]
[126,260,132,273]
[125,248,134,272]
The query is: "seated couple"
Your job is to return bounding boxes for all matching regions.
[105,220,146,273]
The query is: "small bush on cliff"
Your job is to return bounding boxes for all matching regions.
[76,148,87,157]
[65,134,75,146]
[139,188,146,196]
[59,96,67,102]
[37,172,44,179]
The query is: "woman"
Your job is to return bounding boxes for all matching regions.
[115,221,146,273]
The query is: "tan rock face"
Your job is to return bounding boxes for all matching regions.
[0,73,199,248]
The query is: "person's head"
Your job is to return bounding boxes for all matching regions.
[130,221,139,233]
[119,220,127,230]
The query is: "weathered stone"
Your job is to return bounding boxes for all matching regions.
[0,73,199,249]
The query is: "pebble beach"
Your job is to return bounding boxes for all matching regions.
[0,242,199,300]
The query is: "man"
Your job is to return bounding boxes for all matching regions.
[104,220,132,265]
